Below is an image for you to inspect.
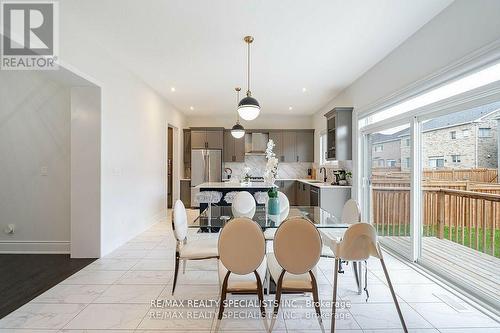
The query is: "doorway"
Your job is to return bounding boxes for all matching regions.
[168,127,174,208]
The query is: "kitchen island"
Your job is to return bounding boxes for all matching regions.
[196,181,275,212]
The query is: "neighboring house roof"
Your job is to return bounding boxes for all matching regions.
[371,101,500,143]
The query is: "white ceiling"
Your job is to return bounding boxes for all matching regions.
[60,0,453,116]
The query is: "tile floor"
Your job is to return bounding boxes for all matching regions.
[0,211,498,332]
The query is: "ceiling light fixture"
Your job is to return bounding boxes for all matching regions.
[231,87,245,139]
[189,106,194,111]
[288,106,293,111]
[170,87,176,92]
[237,36,260,121]
[302,87,307,92]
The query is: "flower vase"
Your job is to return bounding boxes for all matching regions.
[268,196,280,216]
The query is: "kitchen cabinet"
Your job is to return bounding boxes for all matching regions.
[191,128,223,149]
[276,180,296,205]
[324,107,353,161]
[183,129,191,164]
[269,131,284,162]
[180,179,191,207]
[296,181,310,206]
[296,131,314,162]
[223,130,245,162]
[270,130,314,163]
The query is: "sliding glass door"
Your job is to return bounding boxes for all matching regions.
[364,123,412,260]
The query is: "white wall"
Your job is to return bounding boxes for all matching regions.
[60,7,186,256]
[313,0,500,165]
[0,71,71,253]
[187,114,313,129]
[71,87,102,258]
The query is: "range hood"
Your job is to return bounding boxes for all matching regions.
[245,132,268,156]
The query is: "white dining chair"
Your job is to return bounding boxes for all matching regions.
[341,198,361,224]
[217,217,267,320]
[171,200,219,295]
[328,223,407,333]
[264,191,290,240]
[231,191,256,218]
[267,217,323,324]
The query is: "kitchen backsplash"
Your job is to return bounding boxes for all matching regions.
[224,155,312,180]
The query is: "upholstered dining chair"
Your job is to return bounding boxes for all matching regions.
[231,191,256,218]
[263,191,290,241]
[171,200,219,295]
[267,217,323,322]
[328,223,407,333]
[217,217,267,320]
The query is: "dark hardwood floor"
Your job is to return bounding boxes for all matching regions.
[0,254,96,319]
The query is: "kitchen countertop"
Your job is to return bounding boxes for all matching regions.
[196,182,275,188]
[196,179,351,189]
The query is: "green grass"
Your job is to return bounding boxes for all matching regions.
[375,224,500,257]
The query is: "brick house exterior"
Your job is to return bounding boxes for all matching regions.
[370,102,500,170]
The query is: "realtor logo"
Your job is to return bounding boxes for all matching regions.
[1,1,59,70]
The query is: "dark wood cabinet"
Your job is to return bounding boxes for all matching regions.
[180,179,191,207]
[269,131,284,162]
[276,180,296,205]
[324,107,353,161]
[296,131,314,162]
[295,181,310,206]
[223,130,245,162]
[183,129,191,164]
[191,128,223,149]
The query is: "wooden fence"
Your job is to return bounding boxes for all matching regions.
[372,168,498,183]
[371,184,500,257]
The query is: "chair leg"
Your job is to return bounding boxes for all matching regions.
[265,269,271,295]
[309,271,322,322]
[254,271,266,318]
[331,258,340,333]
[172,254,180,295]
[218,271,231,320]
[380,258,408,333]
[182,259,187,274]
[273,270,286,316]
[353,261,361,294]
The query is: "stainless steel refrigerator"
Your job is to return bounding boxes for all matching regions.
[191,149,222,186]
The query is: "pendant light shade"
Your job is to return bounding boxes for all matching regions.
[238,36,260,121]
[231,87,246,139]
[238,95,260,121]
[231,123,245,138]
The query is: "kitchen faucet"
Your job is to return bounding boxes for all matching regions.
[320,167,327,183]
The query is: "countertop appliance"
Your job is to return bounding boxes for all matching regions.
[191,149,222,186]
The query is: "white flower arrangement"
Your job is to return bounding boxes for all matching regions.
[263,139,279,185]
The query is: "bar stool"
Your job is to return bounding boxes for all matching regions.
[195,191,222,231]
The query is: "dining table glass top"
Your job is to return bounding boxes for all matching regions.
[190,205,349,229]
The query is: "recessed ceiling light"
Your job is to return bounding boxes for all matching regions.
[288,106,293,111]
[302,87,307,92]
[170,87,176,92]
[189,106,194,111]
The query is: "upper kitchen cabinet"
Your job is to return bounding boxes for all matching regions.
[281,130,314,162]
[223,130,245,162]
[190,128,224,149]
[269,131,284,162]
[324,107,353,161]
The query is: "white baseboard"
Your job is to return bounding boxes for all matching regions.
[0,240,70,254]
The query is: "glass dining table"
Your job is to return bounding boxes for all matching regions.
[190,205,349,231]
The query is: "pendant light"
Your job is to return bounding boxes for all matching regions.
[238,36,260,121]
[231,87,245,139]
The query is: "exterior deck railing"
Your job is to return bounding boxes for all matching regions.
[371,185,500,257]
